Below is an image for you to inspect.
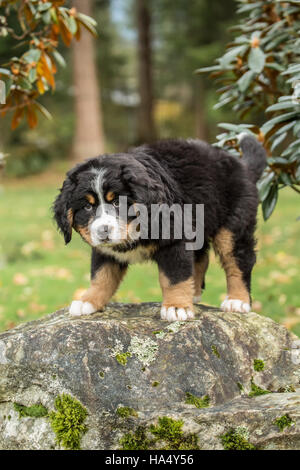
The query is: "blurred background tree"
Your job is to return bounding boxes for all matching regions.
[72,0,105,161]
[199,0,300,220]
[0,0,237,174]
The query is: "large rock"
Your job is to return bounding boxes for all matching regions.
[0,303,299,450]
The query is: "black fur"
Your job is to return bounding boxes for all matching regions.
[53,136,266,301]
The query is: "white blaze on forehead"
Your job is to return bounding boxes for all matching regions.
[91,167,107,204]
[89,168,123,245]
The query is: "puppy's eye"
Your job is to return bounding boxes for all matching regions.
[112,199,119,208]
[84,204,93,212]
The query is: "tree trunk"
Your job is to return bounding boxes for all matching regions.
[136,0,156,143]
[72,0,105,162]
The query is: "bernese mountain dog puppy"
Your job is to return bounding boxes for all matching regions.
[53,136,266,322]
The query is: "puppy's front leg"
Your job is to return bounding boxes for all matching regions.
[69,250,127,316]
[155,244,194,322]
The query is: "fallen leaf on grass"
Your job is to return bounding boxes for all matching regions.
[252,300,262,312]
[282,317,300,330]
[13,273,29,286]
[29,302,46,314]
[17,309,25,318]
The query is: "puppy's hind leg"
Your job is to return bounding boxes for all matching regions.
[213,228,256,313]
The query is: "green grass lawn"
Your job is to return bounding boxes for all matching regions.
[0,176,299,336]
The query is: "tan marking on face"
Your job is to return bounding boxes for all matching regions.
[86,194,96,205]
[81,263,127,310]
[194,253,209,297]
[106,191,115,202]
[77,225,93,245]
[213,228,250,303]
[159,271,194,310]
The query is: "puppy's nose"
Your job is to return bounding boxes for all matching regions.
[97,225,112,239]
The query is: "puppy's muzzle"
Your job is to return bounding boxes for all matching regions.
[97,224,113,240]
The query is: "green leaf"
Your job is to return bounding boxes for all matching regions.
[42,10,52,25]
[279,173,291,185]
[219,45,248,68]
[28,68,37,83]
[237,70,256,93]
[195,65,221,74]
[257,171,275,202]
[261,112,300,135]
[0,68,11,76]
[271,132,287,151]
[52,50,66,68]
[38,2,52,12]
[23,49,41,64]
[65,16,78,35]
[34,101,52,121]
[248,47,265,74]
[76,12,97,28]
[266,101,298,112]
[264,62,284,72]
[18,77,32,91]
[4,77,13,97]
[262,184,278,220]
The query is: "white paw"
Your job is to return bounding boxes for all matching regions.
[69,300,97,317]
[193,295,201,304]
[221,298,250,313]
[161,306,194,322]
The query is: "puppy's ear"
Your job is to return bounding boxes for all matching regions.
[121,160,165,205]
[53,177,75,244]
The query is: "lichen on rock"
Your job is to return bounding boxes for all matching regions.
[128,336,158,367]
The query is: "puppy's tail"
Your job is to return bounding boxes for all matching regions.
[239,134,267,183]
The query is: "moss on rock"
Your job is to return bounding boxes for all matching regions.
[115,352,131,366]
[185,392,210,408]
[116,406,138,418]
[211,345,221,358]
[221,427,256,450]
[249,379,271,397]
[49,394,88,450]
[253,359,265,372]
[274,414,294,432]
[13,403,48,418]
[120,416,200,450]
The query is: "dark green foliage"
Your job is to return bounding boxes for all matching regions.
[120,426,151,450]
[211,345,221,358]
[221,428,256,450]
[116,406,138,418]
[249,380,271,397]
[253,359,265,372]
[274,414,294,432]
[185,392,210,408]
[199,0,300,219]
[120,416,200,450]
[49,394,88,450]
[13,402,48,418]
